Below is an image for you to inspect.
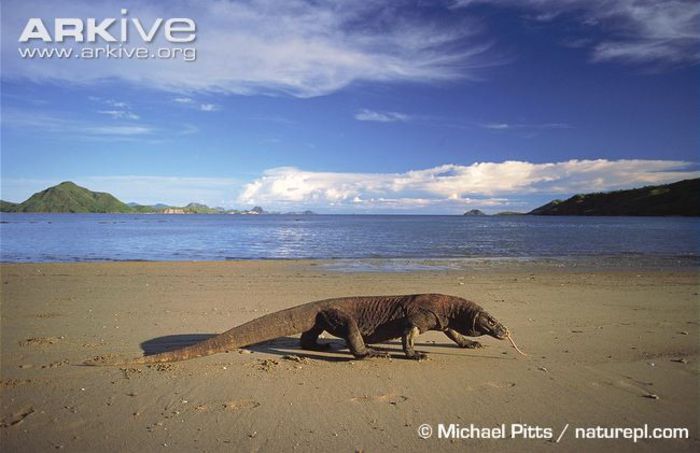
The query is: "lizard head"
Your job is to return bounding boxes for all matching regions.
[469,311,509,340]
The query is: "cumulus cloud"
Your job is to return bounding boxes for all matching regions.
[355,109,410,123]
[453,0,700,66]
[2,0,490,98]
[238,160,700,210]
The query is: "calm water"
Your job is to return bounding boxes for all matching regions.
[1,214,699,264]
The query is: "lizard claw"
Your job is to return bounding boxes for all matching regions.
[353,349,390,359]
[460,341,483,349]
[406,352,428,361]
[366,349,390,358]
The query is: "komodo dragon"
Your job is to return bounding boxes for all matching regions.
[85,293,526,366]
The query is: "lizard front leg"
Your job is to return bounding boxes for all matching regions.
[445,328,483,349]
[402,326,427,361]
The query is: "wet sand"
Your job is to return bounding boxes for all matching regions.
[1,261,698,452]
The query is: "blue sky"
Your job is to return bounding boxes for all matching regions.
[1,0,698,213]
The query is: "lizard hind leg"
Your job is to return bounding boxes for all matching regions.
[318,308,389,359]
[300,324,332,351]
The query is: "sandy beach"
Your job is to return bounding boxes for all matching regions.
[1,260,698,452]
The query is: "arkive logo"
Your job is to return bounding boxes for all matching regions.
[18,9,196,43]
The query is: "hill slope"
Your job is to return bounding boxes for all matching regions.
[2,181,133,213]
[529,178,700,216]
[0,200,19,211]
[0,182,269,214]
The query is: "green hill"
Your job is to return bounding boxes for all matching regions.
[528,178,700,216]
[1,181,133,213]
[183,202,223,214]
[128,204,160,213]
[0,200,19,211]
[0,182,265,214]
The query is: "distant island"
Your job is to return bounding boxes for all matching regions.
[528,178,699,216]
[0,181,315,215]
[463,209,486,216]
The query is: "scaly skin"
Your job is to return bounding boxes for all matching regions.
[84,293,511,365]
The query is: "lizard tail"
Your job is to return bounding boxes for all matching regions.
[82,301,324,366]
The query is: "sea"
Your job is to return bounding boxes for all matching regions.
[1,214,699,270]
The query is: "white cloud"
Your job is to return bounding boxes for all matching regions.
[172,97,220,112]
[97,110,141,120]
[3,0,694,100]
[355,109,410,123]
[587,0,700,65]
[3,106,204,141]
[453,0,700,66]
[82,126,151,136]
[481,122,510,130]
[347,196,510,211]
[480,122,570,130]
[2,108,154,138]
[238,160,700,211]
[91,97,140,120]
[2,0,491,98]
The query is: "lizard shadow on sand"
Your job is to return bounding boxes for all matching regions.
[140,335,510,362]
[140,334,355,362]
[141,334,368,362]
[140,334,216,355]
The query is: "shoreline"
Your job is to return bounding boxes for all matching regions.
[2,211,700,216]
[1,261,698,451]
[2,254,699,272]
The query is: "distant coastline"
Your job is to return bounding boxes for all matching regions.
[480,178,699,217]
[0,181,315,216]
[526,178,699,217]
[2,178,699,216]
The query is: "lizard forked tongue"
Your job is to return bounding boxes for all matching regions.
[506,334,528,357]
